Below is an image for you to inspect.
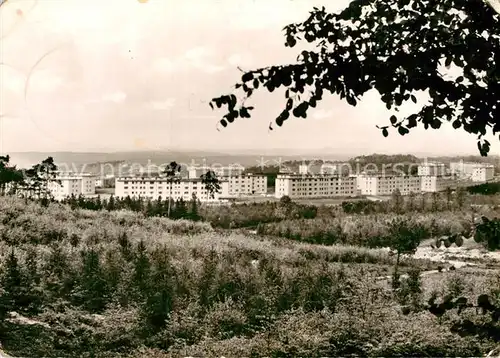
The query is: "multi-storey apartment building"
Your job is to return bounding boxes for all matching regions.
[417,162,446,176]
[275,174,358,198]
[420,175,458,193]
[224,174,267,196]
[356,174,421,196]
[450,162,495,182]
[187,166,265,197]
[114,176,229,201]
[48,172,97,200]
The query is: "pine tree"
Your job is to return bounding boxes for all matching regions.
[23,248,43,314]
[44,244,71,298]
[189,193,200,221]
[154,196,163,217]
[107,195,115,211]
[431,192,439,212]
[143,250,176,330]
[77,249,109,312]
[133,240,151,297]
[175,198,187,219]
[455,187,467,210]
[95,195,102,210]
[145,200,154,217]
[391,189,403,214]
[407,192,415,212]
[0,250,23,314]
[118,232,133,261]
[420,194,427,212]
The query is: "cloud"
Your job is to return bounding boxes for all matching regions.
[200,64,225,74]
[184,46,210,61]
[227,53,252,68]
[101,91,127,103]
[311,109,334,120]
[151,58,177,73]
[1,66,63,95]
[183,46,225,73]
[151,47,225,74]
[148,98,176,110]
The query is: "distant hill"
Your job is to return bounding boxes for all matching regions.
[8,151,323,174]
[10,151,497,175]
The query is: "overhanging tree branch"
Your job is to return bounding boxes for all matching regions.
[210,0,500,156]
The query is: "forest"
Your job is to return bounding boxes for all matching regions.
[0,184,500,356]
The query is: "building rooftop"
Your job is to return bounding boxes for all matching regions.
[55,172,97,178]
[277,173,352,178]
[116,176,229,183]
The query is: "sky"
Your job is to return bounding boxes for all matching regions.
[0,0,498,156]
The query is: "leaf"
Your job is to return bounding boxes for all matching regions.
[239,107,250,118]
[456,76,464,83]
[407,114,418,128]
[292,106,302,118]
[220,119,227,127]
[229,94,237,109]
[242,72,253,82]
[382,128,389,137]
[398,126,409,135]
[346,95,357,106]
[390,115,397,124]
[411,95,417,103]
[286,36,297,47]
[452,120,461,129]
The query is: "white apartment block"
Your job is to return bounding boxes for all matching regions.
[450,162,495,182]
[114,177,228,202]
[320,163,341,174]
[420,175,458,193]
[418,162,446,176]
[224,174,267,196]
[357,174,421,196]
[298,164,309,175]
[275,174,358,198]
[48,173,96,200]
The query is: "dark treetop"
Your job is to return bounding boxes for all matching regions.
[210,0,500,156]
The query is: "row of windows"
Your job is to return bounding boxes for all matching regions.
[285,178,357,183]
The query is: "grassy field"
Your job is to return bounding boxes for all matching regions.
[0,195,499,357]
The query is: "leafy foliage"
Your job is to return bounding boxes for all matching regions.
[473,215,500,250]
[210,0,500,156]
[163,161,182,218]
[0,196,497,357]
[467,182,500,195]
[200,170,221,199]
